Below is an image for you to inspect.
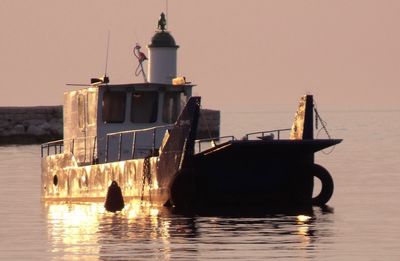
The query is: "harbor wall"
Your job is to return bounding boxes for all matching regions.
[0,106,63,144]
[197,109,220,139]
[0,106,219,144]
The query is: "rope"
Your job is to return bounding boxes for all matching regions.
[313,101,335,155]
[314,108,332,139]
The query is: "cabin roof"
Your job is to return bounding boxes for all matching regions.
[65,82,195,94]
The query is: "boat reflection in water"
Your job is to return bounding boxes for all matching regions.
[44,200,334,260]
[45,200,196,260]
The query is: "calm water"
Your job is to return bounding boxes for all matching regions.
[0,110,399,260]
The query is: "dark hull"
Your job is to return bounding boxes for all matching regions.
[170,139,341,210]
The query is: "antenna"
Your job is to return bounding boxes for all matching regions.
[104,30,110,77]
[166,0,169,29]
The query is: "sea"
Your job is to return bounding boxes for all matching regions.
[0,110,399,260]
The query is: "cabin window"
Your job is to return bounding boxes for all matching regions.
[87,92,97,125]
[102,91,126,123]
[163,92,183,123]
[131,92,158,123]
[78,94,85,128]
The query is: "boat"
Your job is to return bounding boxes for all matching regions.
[41,14,342,212]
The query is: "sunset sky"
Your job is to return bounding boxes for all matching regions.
[1,0,399,111]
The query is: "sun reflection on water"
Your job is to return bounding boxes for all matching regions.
[45,200,172,259]
[47,203,103,257]
[297,215,311,223]
[296,214,312,246]
[43,201,332,260]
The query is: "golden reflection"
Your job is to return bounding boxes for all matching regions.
[45,200,172,259]
[118,161,125,170]
[126,204,139,219]
[297,215,311,223]
[47,203,102,256]
[296,215,312,245]
[297,225,309,237]
[150,208,160,216]
[153,179,159,189]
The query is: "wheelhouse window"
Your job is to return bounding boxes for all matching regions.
[102,91,126,123]
[131,91,158,123]
[163,92,183,123]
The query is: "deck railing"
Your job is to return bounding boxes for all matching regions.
[41,125,173,164]
[195,135,236,153]
[244,128,291,140]
[41,136,97,164]
[104,124,173,162]
[194,128,291,154]
[40,139,64,157]
[42,126,292,162]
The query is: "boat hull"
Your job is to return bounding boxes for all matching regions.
[41,153,171,206]
[42,139,340,210]
[170,139,341,209]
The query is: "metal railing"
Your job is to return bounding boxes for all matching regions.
[41,139,64,157]
[41,126,292,163]
[195,135,236,153]
[41,125,174,163]
[194,129,291,154]
[41,136,97,165]
[244,128,291,140]
[104,124,173,163]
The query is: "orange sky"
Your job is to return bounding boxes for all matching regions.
[1,0,399,111]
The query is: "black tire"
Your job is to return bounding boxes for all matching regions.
[312,164,334,206]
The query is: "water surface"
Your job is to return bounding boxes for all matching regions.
[0,110,399,260]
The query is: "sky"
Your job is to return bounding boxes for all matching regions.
[0,0,399,111]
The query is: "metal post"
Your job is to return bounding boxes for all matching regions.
[92,136,97,164]
[105,135,109,163]
[152,129,156,155]
[41,146,43,158]
[47,145,50,156]
[131,132,136,159]
[118,133,122,161]
[83,137,87,163]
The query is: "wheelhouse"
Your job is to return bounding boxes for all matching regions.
[61,82,194,165]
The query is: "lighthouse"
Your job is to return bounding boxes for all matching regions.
[147,13,179,84]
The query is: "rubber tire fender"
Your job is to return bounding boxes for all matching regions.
[312,164,334,206]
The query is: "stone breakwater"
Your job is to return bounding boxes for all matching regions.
[197,109,220,139]
[0,106,219,144]
[0,106,63,144]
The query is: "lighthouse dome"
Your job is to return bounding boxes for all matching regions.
[149,31,179,48]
